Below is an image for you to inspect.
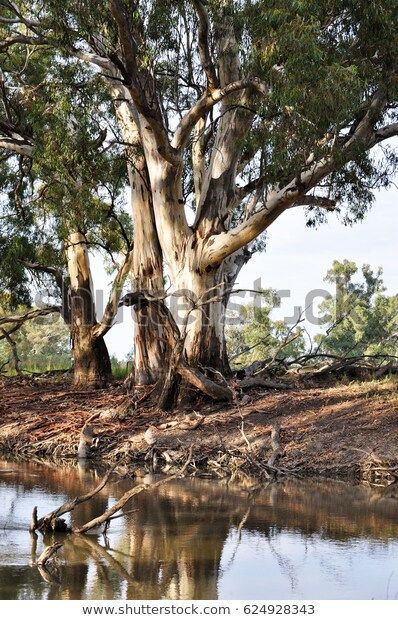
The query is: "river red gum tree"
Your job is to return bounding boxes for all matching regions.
[1,1,397,390]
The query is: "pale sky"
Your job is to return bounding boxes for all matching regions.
[92,184,398,360]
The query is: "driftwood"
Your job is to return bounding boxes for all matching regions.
[179,362,233,401]
[29,506,38,533]
[357,451,398,486]
[32,463,118,533]
[30,449,193,539]
[74,447,193,534]
[267,423,282,468]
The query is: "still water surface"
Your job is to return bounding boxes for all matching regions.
[1,459,398,600]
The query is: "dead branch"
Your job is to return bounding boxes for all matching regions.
[32,463,118,533]
[238,377,292,390]
[29,506,38,533]
[268,423,282,468]
[77,412,101,459]
[179,362,233,401]
[74,447,193,534]
[0,306,61,328]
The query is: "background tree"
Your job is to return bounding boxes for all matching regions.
[316,260,398,358]
[0,303,71,374]
[226,295,306,368]
[0,42,134,387]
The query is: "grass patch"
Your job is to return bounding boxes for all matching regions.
[111,357,132,380]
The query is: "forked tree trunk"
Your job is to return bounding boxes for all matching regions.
[65,232,112,388]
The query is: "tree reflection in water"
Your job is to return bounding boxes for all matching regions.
[1,460,398,600]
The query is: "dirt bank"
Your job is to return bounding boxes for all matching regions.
[0,374,397,479]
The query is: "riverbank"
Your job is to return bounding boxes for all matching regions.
[0,374,397,480]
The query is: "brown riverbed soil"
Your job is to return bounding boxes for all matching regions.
[0,374,397,478]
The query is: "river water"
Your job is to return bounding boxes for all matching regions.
[1,459,398,600]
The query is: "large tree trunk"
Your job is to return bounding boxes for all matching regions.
[72,325,111,388]
[130,164,165,385]
[172,266,230,375]
[110,83,166,385]
[65,232,112,388]
[170,247,248,377]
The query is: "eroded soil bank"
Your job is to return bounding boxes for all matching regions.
[0,375,397,479]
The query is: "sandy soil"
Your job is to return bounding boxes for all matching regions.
[0,374,397,477]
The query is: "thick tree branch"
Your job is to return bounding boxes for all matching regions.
[0,0,41,29]
[372,122,398,144]
[0,33,45,52]
[199,156,335,269]
[109,0,179,166]
[191,0,219,92]
[0,306,60,327]
[20,260,64,289]
[201,81,397,270]
[172,77,268,151]
[294,196,337,210]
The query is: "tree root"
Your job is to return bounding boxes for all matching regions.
[358,451,398,487]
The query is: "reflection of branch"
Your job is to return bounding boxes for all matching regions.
[32,463,118,532]
[37,543,63,567]
[74,448,193,534]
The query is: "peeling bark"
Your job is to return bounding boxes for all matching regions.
[109,82,166,385]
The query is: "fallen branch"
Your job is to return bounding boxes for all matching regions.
[238,377,292,390]
[77,412,101,459]
[74,447,193,534]
[32,463,118,533]
[267,423,282,468]
[179,362,233,401]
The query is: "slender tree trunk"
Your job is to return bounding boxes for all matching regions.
[65,232,112,388]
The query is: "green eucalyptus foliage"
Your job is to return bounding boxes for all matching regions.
[316,260,398,356]
[3,0,397,231]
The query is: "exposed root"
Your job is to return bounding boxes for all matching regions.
[358,451,398,487]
